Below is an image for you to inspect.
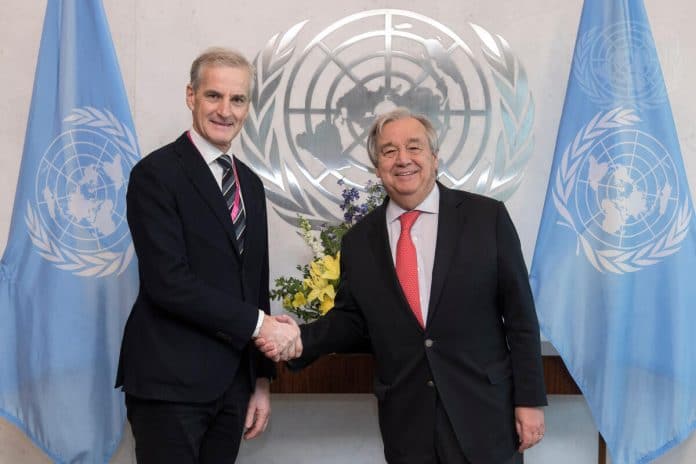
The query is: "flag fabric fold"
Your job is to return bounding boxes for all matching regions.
[530,1,696,463]
[0,1,139,462]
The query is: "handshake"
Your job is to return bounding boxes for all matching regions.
[254,314,302,362]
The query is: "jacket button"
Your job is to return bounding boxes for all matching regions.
[426,380,435,388]
[424,339,434,348]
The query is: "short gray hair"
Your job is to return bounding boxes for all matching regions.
[366,108,439,167]
[189,47,255,94]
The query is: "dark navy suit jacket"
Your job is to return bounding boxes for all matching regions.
[294,184,547,463]
[116,133,274,402]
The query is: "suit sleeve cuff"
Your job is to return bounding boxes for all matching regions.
[252,310,265,338]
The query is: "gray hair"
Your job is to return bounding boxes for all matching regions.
[189,47,255,94]
[366,107,439,167]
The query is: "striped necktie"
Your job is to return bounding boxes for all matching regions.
[217,154,246,253]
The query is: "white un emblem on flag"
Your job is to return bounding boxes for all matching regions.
[552,108,691,274]
[572,21,666,109]
[25,107,140,277]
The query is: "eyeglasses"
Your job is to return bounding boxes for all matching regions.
[379,144,425,158]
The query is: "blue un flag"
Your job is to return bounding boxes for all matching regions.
[530,0,696,462]
[0,1,139,462]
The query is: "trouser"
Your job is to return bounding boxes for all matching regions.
[126,364,251,464]
[434,396,523,464]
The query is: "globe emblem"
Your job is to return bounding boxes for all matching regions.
[242,11,533,224]
[574,129,679,250]
[282,10,494,199]
[35,128,132,253]
[573,22,666,108]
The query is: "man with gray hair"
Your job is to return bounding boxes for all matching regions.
[116,47,300,463]
[259,108,547,463]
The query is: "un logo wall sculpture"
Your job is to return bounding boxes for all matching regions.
[240,10,534,225]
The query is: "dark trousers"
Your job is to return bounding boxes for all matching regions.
[126,364,251,464]
[434,397,523,464]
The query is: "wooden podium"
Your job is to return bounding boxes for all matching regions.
[271,354,606,464]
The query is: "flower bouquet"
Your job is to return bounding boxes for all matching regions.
[270,180,385,322]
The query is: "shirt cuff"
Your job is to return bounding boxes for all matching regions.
[252,310,265,338]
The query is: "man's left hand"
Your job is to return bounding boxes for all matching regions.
[515,406,545,452]
[243,378,271,440]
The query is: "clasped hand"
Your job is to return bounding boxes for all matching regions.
[255,314,302,362]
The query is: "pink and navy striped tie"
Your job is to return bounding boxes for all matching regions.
[217,154,246,253]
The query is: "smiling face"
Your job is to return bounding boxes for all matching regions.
[186,64,251,153]
[375,117,439,210]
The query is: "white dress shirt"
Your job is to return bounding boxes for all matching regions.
[188,129,248,211]
[385,184,440,324]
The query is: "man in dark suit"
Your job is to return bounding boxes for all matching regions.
[259,108,547,463]
[116,48,300,464]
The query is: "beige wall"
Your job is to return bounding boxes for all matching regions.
[0,1,694,463]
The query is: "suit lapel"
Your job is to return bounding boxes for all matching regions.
[367,204,394,280]
[426,184,464,326]
[174,134,241,259]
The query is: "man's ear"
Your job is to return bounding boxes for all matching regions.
[185,84,194,110]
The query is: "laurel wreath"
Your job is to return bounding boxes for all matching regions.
[239,20,339,225]
[25,107,140,277]
[470,23,535,201]
[241,19,536,224]
[572,26,608,105]
[552,107,691,274]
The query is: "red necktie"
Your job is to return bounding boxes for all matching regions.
[396,210,424,327]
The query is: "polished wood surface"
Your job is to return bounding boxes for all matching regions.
[270,354,580,394]
[271,353,375,394]
[599,433,607,464]
[541,355,581,394]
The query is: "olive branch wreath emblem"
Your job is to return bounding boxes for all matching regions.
[25,107,139,277]
[241,17,534,223]
[470,23,535,200]
[552,107,691,274]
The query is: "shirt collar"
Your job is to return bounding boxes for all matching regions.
[188,128,230,166]
[386,183,440,225]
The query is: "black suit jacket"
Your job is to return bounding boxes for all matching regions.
[116,133,274,402]
[295,184,547,463]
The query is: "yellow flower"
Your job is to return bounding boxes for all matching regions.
[309,260,323,279]
[324,283,336,300]
[307,280,327,302]
[282,295,292,309]
[292,292,307,308]
[319,253,340,280]
[319,294,335,314]
[308,274,336,299]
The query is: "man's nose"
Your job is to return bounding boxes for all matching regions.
[217,100,232,118]
[394,147,412,164]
